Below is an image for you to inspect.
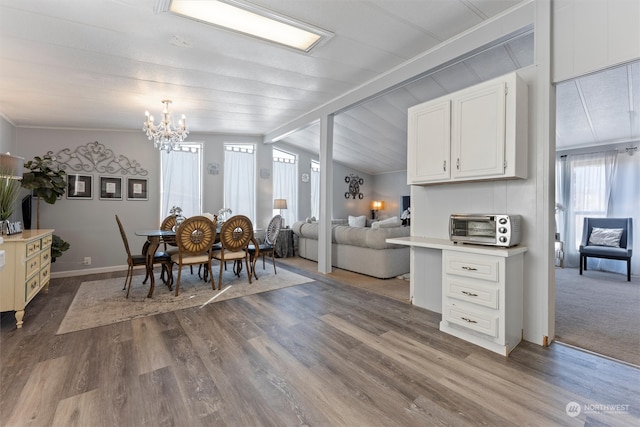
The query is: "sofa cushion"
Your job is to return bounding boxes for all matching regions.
[348,215,367,227]
[292,221,410,249]
[371,216,401,228]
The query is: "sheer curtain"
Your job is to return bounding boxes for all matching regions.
[310,161,320,219]
[161,144,202,219]
[557,150,617,268]
[605,150,640,274]
[273,159,297,227]
[224,146,255,223]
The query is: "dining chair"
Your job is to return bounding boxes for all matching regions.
[115,215,171,298]
[248,214,282,274]
[212,215,254,287]
[170,215,218,296]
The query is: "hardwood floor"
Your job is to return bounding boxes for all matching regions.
[1,264,639,426]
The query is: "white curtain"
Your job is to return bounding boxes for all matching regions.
[273,160,297,227]
[224,148,255,223]
[557,150,617,268]
[603,150,640,275]
[311,166,320,219]
[161,146,202,219]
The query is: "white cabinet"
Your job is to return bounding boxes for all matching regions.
[440,249,524,356]
[407,72,527,185]
[0,229,54,328]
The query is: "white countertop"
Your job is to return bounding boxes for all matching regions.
[386,236,527,257]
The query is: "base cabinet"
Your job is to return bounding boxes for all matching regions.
[0,229,54,328]
[440,249,524,356]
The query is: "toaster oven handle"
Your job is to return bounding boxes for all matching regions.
[450,215,496,221]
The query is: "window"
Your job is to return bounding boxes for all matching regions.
[161,143,203,218]
[224,143,255,222]
[311,160,320,219]
[272,147,297,227]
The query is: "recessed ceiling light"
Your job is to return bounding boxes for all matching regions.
[164,0,332,52]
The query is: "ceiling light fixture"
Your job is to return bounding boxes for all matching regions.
[143,100,189,153]
[164,0,332,52]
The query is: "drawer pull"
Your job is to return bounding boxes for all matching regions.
[461,291,478,297]
[461,266,477,271]
[461,317,478,324]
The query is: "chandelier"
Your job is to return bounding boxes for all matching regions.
[143,99,189,152]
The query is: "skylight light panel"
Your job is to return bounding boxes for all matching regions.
[167,0,331,52]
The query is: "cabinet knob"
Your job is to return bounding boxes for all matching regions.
[456,158,460,170]
[443,160,446,171]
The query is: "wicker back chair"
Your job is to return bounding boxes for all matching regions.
[248,214,282,274]
[115,215,171,298]
[169,215,218,296]
[212,215,254,287]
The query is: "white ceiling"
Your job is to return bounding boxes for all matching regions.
[1,1,637,175]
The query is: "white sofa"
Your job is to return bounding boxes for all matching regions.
[292,220,410,279]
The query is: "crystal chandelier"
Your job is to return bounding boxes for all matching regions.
[143,100,189,152]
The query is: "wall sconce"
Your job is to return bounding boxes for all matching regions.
[370,200,384,219]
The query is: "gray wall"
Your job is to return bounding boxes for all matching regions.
[9,126,399,275]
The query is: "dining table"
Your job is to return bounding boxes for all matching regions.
[135,228,261,297]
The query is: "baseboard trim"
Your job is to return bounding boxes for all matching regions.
[51,264,139,278]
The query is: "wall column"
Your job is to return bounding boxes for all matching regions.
[318,114,334,274]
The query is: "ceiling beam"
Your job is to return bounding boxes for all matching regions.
[263,0,534,143]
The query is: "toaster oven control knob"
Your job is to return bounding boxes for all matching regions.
[499,218,507,224]
[499,227,507,234]
[499,236,507,243]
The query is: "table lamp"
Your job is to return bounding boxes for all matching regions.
[274,198,287,227]
[370,200,384,219]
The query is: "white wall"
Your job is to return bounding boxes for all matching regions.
[371,171,410,219]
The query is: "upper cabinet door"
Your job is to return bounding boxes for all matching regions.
[407,99,451,184]
[451,81,506,180]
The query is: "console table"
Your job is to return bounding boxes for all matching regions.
[0,229,54,328]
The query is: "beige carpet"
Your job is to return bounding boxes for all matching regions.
[57,265,313,335]
[555,267,639,366]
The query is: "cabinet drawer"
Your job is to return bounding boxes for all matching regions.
[25,274,41,302]
[26,240,41,257]
[42,234,53,248]
[25,256,41,279]
[444,252,500,282]
[444,304,498,338]
[40,250,51,266]
[40,265,50,285]
[445,278,499,309]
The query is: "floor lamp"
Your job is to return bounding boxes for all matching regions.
[274,199,287,228]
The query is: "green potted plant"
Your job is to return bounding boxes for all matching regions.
[20,154,66,229]
[51,234,70,262]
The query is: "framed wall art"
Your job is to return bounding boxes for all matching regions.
[127,178,148,200]
[66,174,93,199]
[100,176,123,200]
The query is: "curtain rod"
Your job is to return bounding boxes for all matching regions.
[558,145,638,158]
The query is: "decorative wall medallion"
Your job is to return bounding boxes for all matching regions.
[301,173,309,183]
[48,141,148,176]
[344,174,364,199]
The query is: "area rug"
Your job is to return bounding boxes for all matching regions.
[555,267,640,366]
[57,265,313,335]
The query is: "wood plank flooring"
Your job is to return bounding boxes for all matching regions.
[1,264,639,426]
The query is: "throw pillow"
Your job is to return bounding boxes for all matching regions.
[348,215,367,228]
[588,227,623,247]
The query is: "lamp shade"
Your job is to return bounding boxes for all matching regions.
[0,153,25,179]
[370,200,384,210]
[273,199,288,209]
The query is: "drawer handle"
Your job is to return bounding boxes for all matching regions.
[42,270,48,278]
[461,317,478,324]
[461,266,477,271]
[461,291,478,297]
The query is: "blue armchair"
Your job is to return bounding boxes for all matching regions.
[579,217,633,281]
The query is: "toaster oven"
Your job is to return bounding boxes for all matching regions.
[449,214,522,247]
